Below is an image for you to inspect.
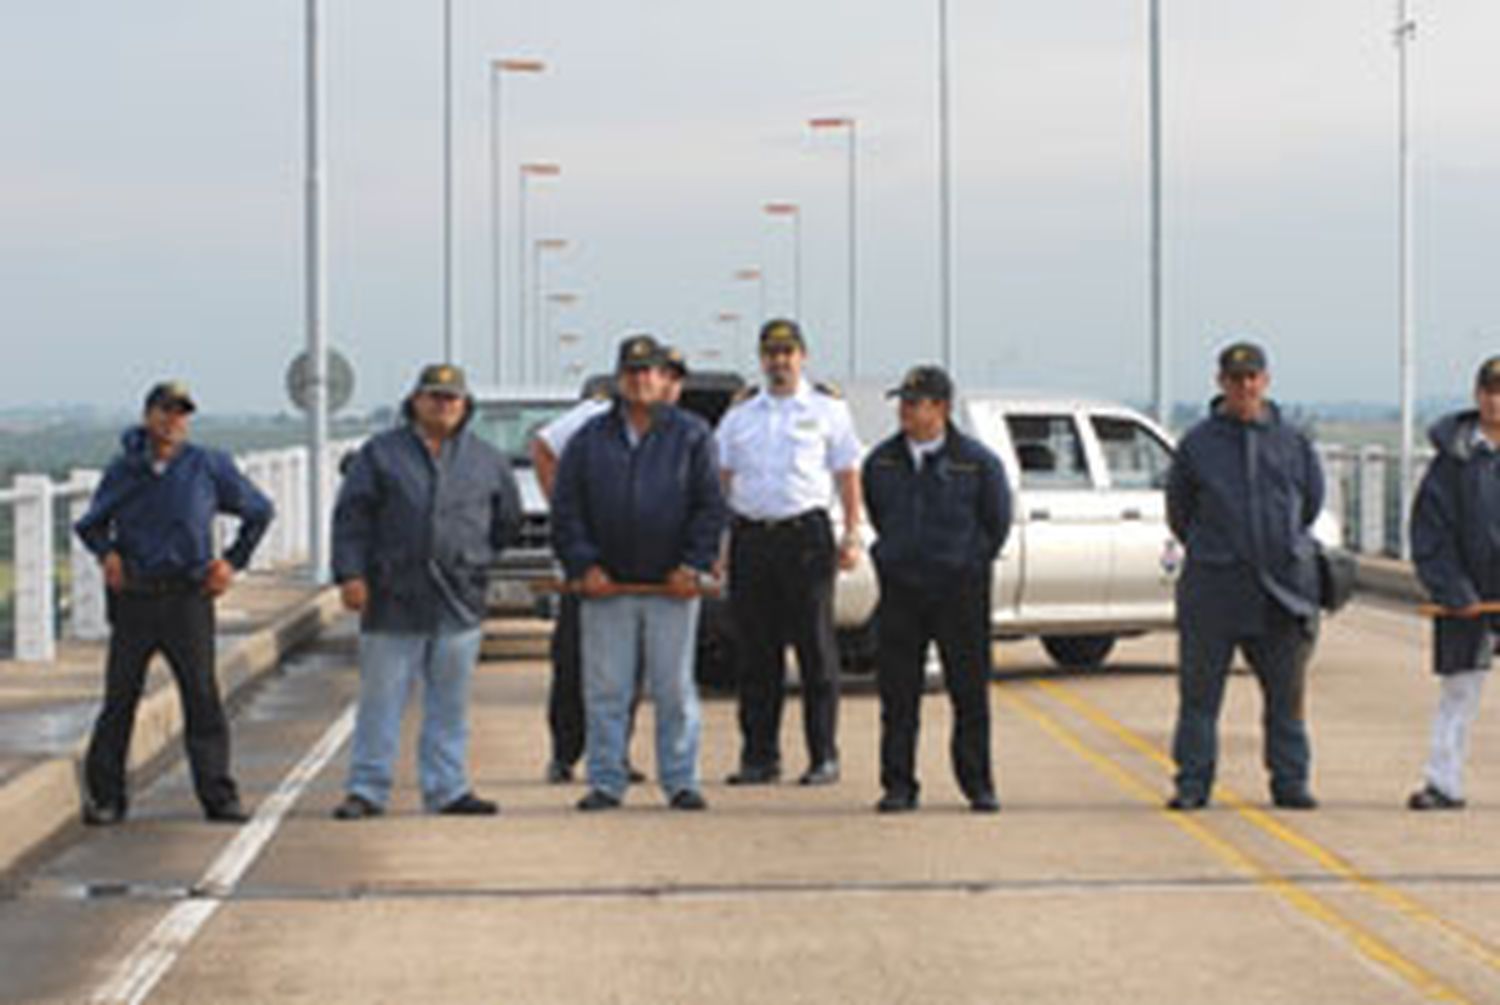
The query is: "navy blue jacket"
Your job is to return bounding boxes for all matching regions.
[74,427,274,580]
[1411,410,1500,674]
[862,426,1011,589]
[333,409,521,633]
[551,403,725,583]
[1167,399,1324,634]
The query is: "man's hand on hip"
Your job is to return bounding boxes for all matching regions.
[204,559,235,598]
[101,552,125,593]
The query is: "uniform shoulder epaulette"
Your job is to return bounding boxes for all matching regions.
[732,384,760,405]
[588,390,611,402]
[813,380,843,399]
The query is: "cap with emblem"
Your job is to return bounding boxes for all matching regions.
[758,319,805,352]
[1218,341,1268,376]
[144,380,197,413]
[663,345,689,378]
[887,365,954,403]
[414,363,468,396]
[616,333,666,372]
[1476,356,1500,391]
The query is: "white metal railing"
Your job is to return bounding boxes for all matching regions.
[1,439,361,663]
[1316,443,1433,560]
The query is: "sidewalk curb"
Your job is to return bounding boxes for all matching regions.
[0,587,344,877]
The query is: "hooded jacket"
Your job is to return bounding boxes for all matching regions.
[550,402,725,583]
[1410,410,1500,674]
[1167,398,1324,634]
[332,398,521,633]
[74,427,274,581]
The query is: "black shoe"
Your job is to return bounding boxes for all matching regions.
[440,792,499,816]
[1166,793,1208,811]
[1408,784,1465,811]
[332,793,384,821]
[1271,789,1318,811]
[969,791,1001,814]
[82,798,126,827]
[876,791,918,813]
[627,764,648,784]
[798,761,841,786]
[577,789,622,811]
[545,760,574,784]
[726,764,781,786]
[669,789,708,811]
[204,800,249,824]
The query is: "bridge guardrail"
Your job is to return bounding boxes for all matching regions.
[0,439,361,662]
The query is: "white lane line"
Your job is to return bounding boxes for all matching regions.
[90,704,356,1005]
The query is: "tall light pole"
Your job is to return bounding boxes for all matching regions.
[716,310,744,369]
[488,57,546,385]
[304,0,329,579]
[517,162,561,385]
[763,202,802,320]
[556,331,584,383]
[1148,0,1166,426]
[1395,1,1417,559]
[532,237,569,382]
[937,0,955,373]
[809,116,858,379]
[441,0,455,363]
[734,266,767,327]
[542,292,580,381]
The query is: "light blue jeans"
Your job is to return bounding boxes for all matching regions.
[580,595,701,800]
[345,627,483,811]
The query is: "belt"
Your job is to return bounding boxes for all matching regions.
[732,509,826,533]
[122,573,201,596]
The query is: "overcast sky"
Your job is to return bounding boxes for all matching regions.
[3,1,1498,414]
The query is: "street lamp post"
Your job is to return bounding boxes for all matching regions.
[441,0,455,363]
[517,162,561,385]
[543,292,580,380]
[488,57,546,385]
[763,202,802,320]
[556,331,583,382]
[937,0,955,373]
[734,267,767,327]
[809,116,858,379]
[304,0,329,579]
[1395,1,1417,559]
[716,310,743,369]
[1148,0,1166,426]
[532,237,569,383]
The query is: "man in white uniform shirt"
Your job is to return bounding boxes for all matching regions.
[716,319,864,786]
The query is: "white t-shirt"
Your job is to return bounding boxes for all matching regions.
[715,379,862,520]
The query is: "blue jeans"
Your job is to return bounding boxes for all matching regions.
[346,628,482,811]
[580,595,701,800]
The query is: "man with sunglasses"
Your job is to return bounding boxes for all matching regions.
[74,380,274,825]
[331,364,521,820]
[716,319,864,787]
[1165,341,1325,812]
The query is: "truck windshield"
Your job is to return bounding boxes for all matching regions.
[471,401,574,462]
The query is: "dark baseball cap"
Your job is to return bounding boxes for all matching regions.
[1218,341,1268,376]
[1476,356,1500,390]
[616,333,666,372]
[887,365,954,402]
[759,319,805,352]
[144,380,197,413]
[663,345,689,378]
[414,363,468,396]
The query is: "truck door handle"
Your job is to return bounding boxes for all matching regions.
[1029,508,1051,521]
[1121,508,1142,521]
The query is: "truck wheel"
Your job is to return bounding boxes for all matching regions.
[1041,635,1116,670]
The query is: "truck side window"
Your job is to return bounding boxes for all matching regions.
[1091,416,1173,489]
[1005,415,1092,489]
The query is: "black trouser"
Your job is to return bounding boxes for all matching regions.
[546,592,641,769]
[875,570,995,801]
[85,588,237,813]
[729,510,840,769]
[1171,602,1315,801]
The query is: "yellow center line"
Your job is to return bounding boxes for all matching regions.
[1032,677,1500,974]
[998,686,1471,1005]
